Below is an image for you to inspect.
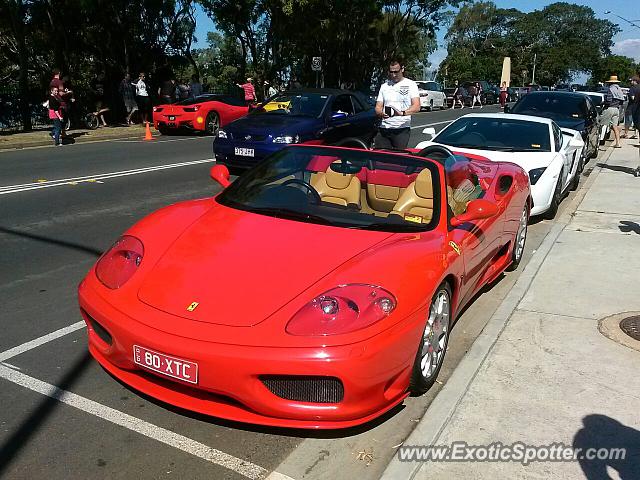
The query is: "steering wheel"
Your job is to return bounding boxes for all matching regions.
[281,178,321,204]
[417,144,456,165]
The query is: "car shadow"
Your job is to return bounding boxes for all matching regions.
[0,351,93,475]
[595,163,638,176]
[573,414,640,479]
[619,221,640,235]
[0,226,103,257]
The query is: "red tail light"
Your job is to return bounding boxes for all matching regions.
[95,236,144,289]
[286,285,396,336]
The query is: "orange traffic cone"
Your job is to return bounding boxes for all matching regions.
[144,121,154,141]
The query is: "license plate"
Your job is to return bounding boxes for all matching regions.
[168,123,175,127]
[133,345,198,384]
[234,147,254,157]
[168,116,175,121]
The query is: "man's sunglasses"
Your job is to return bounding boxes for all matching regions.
[389,69,402,74]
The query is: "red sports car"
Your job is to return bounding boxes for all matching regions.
[152,94,248,135]
[78,145,531,429]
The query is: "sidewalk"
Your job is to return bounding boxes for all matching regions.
[383,139,640,479]
[0,123,153,150]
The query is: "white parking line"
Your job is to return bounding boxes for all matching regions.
[0,323,293,479]
[0,158,215,195]
[0,365,269,479]
[0,321,85,362]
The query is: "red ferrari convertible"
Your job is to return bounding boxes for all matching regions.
[152,94,248,135]
[78,145,531,429]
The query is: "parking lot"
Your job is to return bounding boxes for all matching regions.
[0,106,601,479]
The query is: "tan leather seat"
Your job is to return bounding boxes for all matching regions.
[390,169,434,221]
[311,163,361,208]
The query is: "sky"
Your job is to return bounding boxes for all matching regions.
[194,1,640,81]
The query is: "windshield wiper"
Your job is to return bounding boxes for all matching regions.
[350,222,425,232]
[249,206,335,226]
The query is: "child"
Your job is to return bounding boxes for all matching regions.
[49,86,63,146]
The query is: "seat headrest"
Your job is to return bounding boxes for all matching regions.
[325,162,353,189]
[414,169,433,198]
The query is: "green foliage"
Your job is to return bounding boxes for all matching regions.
[197,0,457,93]
[589,55,639,85]
[441,1,620,86]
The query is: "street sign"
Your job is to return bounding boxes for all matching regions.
[312,57,322,72]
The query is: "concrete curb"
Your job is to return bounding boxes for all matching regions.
[380,145,614,480]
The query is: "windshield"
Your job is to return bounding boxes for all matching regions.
[435,117,551,152]
[512,94,587,121]
[417,82,438,91]
[253,93,329,118]
[217,146,441,232]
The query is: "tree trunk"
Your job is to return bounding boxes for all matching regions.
[9,0,31,131]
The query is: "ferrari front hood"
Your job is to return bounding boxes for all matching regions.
[138,204,393,327]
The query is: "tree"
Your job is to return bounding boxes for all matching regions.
[589,55,639,85]
[441,2,620,86]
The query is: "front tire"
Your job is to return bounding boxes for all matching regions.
[544,169,563,220]
[507,205,528,271]
[409,282,452,395]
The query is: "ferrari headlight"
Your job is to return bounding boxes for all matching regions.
[286,284,397,336]
[528,167,547,185]
[217,129,228,139]
[273,135,300,144]
[95,236,144,289]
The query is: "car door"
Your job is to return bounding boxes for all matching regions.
[434,82,446,108]
[444,158,505,304]
[320,94,357,144]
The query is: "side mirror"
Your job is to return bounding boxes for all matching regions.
[504,105,511,113]
[210,165,231,188]
[422,127,436,139]
[569,137,584,148]
[450,199,499,227]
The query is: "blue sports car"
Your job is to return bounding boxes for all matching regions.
[213,89,379,170]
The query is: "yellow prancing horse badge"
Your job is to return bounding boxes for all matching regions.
[449,241,461,256]
[186,302,199,312]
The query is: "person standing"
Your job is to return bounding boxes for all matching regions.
[623,76,639,140]
[601,75,625,148]
[450,80,463,109]
[264,80,277,99]
[48,85,63,146]
[627,76,640,176]
[134,72,150,123]
[158,78,176,104]
[499,81,508,109]
[119,73,138,125]
[189,74,203,98]
[470,82,482,109]
[374,59,420,149]
[237,77,256,105]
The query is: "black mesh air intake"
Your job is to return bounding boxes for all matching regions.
[260,375,344,403]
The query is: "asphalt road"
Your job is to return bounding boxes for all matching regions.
[0,104,588,479]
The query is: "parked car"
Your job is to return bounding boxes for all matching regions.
[153,94,249,136]
[508,91,599,161]
[214,89,378,171]
[578,91,609,144]
[416,80,446,111]
[416,113,584,219]
[78,143,530,429]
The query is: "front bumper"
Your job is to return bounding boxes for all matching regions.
[213,140,288,169]
[78,278,419,429]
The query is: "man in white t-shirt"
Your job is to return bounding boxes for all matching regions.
[374,60,420,149]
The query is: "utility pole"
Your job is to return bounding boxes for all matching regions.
[531,53,537,85]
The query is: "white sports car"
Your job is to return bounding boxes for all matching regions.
[415,113,584,218]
